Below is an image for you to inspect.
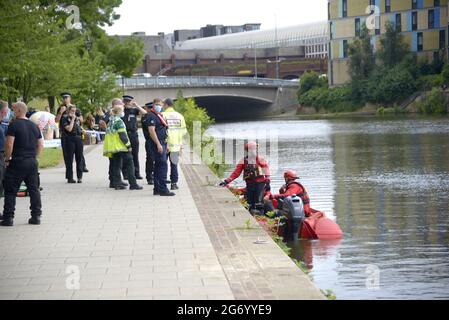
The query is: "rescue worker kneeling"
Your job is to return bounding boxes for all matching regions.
[220,141,270,214]
[103,99,142,190]
[264,169,311,216]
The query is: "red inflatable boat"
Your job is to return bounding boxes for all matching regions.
[297,209,343,240]
[257,208,343,241]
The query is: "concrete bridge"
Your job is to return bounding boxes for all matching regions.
[120,76,299,121]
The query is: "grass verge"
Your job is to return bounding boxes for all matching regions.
[38,148,63,169]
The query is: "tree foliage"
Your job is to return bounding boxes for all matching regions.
[0,0,144,113]
[298,71,327,97]
[377,21,410,68]
[348,25,375,80]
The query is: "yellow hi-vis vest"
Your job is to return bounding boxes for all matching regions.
[103,116,130,158]
[163,107,187,152]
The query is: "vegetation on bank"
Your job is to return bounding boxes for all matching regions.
[0,1,144,114]
[298,22,448,115]
[174,91,228,177]
[38,148,63,169]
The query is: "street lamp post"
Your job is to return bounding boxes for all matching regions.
[154,44,162,75]
[253,43,258,79]
[274,14,279,79]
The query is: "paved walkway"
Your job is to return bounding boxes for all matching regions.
[0,142,233,300]
[0,138,324,300]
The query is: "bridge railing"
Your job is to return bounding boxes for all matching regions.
[118,76,299,89]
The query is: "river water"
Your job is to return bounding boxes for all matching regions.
[208,117,449,299]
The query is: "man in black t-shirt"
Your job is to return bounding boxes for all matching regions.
[1,102,44,227]
[121,95,147,180]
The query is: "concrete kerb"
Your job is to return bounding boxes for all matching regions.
[180,149,325,300]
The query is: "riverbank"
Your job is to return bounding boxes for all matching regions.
[181,148,325,300]
[261,107,449,121]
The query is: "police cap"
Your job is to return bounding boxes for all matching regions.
[122,95,134,102]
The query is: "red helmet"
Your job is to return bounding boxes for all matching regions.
[284,170,299,180]
[244,141,258,150]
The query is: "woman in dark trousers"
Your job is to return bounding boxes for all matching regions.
[61,105,84,183]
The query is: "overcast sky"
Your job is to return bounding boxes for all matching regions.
[104,0,328,36]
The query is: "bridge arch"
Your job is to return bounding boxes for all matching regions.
[187,94,273,121]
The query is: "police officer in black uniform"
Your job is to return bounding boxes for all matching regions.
[121,95,146,180]
[60,105,84,183]
[144,100,175,196]
[56,92,89,177]
[142,101,156,185]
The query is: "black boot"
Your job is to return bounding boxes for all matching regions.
[67,179,76,184]
[28,216,41,225]
[130,185,143,190]
[147,178,154,185]
[171,183,179,190]
[159,191,175,197]
[0,218,13,227]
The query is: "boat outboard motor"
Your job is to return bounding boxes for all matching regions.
[280,196,305,241]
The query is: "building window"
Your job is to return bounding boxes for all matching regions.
[417,32,423,51]
[412,11,418,31]
[328,2,331,20]
[428,10,435,29]
[343,0,347,18]
[343,40,348,58]
[396,13,402,32]
[385,0,391,13]
[440,30,445,49]
[435,0,440,6]
[412,0,417,9]
[355,18,361,37]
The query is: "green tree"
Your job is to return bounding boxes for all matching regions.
[105,36,145,77]
[0,0,141,111]
[418,87,447,114]
[348,25,375,80]
[377,21,410,67]
[366,64,416,104]
[441,63,449,86]
[298,71,327,98]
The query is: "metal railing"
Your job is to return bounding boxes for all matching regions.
[118,76,299,89]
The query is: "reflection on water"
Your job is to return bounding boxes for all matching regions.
[210,117,449,299]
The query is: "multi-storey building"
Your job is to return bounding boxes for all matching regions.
[328,0,448,85]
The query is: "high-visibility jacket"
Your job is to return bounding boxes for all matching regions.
[162,107,187,152]
[103,115,130,158]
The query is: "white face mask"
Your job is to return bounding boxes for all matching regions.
[120,112,125,118]
[154,105,163,113]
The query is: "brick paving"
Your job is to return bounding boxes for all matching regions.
[0,139,324,300]
[0,142,233,300]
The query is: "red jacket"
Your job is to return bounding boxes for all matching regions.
[271,181,311,215]
[226,155,270,184]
